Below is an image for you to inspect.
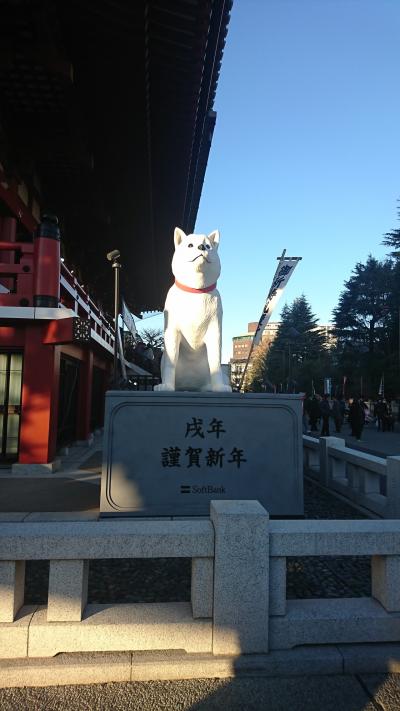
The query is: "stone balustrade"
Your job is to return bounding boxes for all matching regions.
[1,502,400,660]
[269,518,400,649]
[303,435,400,518]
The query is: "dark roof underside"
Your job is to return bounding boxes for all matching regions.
[0,0,231,311]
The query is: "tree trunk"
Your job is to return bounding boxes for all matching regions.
[369,320,375,353]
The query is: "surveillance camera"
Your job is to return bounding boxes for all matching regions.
[107,249,120,262]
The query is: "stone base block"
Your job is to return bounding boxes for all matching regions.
[0,646,344,687]
[0,606,37,659]
[270,598,400,650]
[3,644,400,687]
[0,652,131,688]
[11,460,61,476]
[28,603,212,657]
[100,391,303,517]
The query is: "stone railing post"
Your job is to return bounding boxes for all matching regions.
[303,437,320,475]
[191,557,213,618]
[0,561,25,622]
[269,557,286,616]
[319,436,346,487]
[385,456,400,518]
[47,560,89,622]
[361,469,381,496]
[210,500,269,655]
[372,555,400,611]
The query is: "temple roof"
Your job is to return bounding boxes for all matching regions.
[0,0,232,311]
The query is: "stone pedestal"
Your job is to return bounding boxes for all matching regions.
[100,391,303,517]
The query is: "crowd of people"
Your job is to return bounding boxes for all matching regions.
[303,394,396,441]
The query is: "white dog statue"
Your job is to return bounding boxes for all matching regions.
[154,227,232,392]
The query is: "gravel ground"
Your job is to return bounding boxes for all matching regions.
[24,478,371,605]
[287,477,371,598]
[0,675,382,711]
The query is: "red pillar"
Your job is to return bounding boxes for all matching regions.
[0,217,16,292]
[33,215,61,308]
[19,325,60,464]
[76,349,93,441]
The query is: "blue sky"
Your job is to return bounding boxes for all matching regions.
[140,0,400,363]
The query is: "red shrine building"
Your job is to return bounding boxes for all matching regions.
[0,0,231,469]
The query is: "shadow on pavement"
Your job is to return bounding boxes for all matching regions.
[0,478,100,512]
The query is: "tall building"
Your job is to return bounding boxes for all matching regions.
[230,322,281,389]
[230,321,334,389]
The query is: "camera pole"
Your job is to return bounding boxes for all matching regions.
[106,249,121,388]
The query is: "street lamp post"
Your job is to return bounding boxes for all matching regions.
[107,249,121,388]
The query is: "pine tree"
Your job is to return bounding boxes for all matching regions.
[382,203,400,256]
[332,255,398,396]
[333,256,393,355]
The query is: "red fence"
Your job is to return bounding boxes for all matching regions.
[0,241,114,354]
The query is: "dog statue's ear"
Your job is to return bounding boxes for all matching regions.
[208,230,220,249]
[174,227,186,248]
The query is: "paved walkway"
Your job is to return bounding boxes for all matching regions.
[310,420,400,458]
[0,438,101,516]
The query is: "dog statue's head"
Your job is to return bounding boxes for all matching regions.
[171,227,221,289]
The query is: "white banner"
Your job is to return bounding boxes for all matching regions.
[324,377,332,396]
[121,297,137,338]
[237,253,301,391]
[116,327,127,381]
[252,258,301,348]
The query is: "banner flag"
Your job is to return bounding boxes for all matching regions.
[116,327,127,381]
[378,374,385,396]
[238,250,301,391]
[121,297,137,338]
[252,256,302,349]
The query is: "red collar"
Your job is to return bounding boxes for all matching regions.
[174,280,217,294]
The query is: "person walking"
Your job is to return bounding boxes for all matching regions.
[331,396,343,433]
[374,398,387,431]
[308,395,320,432]
[349,397,365,441]
[320,394,331,436]
[339,397,346,421]
[383,400,395,432]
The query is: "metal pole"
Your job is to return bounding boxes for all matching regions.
[112,259,121,387]
[106,249,122,389]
